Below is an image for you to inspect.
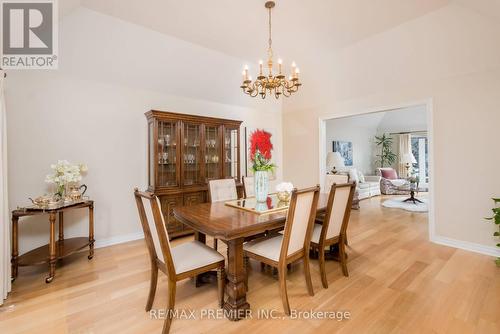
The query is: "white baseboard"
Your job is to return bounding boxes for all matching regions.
[94,232,144,249]
[431,235,500,257]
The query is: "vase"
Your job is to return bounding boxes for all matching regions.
[254,170,269,203]
[55,184,65,199]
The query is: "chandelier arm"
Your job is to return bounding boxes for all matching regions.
[250,84,259,97]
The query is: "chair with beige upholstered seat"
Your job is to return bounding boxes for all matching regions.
[134,188,225,334]
[242,176,254,198]
[310,182,355,289]
[208,179,238,250]
[243,185,320,315]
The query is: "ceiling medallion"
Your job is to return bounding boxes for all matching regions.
[240,1,301,99]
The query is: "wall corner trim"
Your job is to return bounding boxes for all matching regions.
[431,235,500,257]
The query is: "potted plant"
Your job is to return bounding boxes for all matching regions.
[375,134,398,168]
[249,129,276,202]
[485,198,500,266]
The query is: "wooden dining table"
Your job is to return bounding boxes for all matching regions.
[173,193,329,321]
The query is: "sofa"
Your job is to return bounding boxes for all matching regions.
[326,169,381,202]
[377,168,410,195]
[357,175,382,200]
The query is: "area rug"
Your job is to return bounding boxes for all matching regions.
[382,197,428,212]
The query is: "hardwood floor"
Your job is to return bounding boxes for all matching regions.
[1,196,499,334]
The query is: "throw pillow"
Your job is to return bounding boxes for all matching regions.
[348,168,359,184]
[380,168,398,179]
[358,171,366,183]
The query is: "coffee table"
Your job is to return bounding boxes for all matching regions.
[396,184,428,204]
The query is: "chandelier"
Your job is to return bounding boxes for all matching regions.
[240,1,301,99]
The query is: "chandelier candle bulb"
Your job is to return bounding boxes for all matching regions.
[278,58,282,74]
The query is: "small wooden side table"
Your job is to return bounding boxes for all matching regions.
[11,200,94,283]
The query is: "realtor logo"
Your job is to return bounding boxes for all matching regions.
[1,0,58,69]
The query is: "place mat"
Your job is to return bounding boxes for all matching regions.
[225,194,289,215]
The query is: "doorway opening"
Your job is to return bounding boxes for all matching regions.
[318,100,434,240]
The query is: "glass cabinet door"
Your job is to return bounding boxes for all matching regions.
[157,120,178,187]
[223,127,239,179]
[205,125,221,181]
[182,123,202,186]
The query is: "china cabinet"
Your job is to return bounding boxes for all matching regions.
[145,110,242,238]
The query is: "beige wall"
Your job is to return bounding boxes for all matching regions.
[283,3,500,255]
[6,9,283,254]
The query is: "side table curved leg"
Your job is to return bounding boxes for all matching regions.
[88,204,94,260]
[11,216,19,282]
[46,212,57,283]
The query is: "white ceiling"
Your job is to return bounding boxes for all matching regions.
[78,0,451,68]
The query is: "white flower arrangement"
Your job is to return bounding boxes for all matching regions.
[45,160,88,196]
[276,182,294,193]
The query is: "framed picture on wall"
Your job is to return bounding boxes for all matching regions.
[333,141,353,166]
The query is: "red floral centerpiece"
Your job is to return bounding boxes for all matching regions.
[249,129,276,172]
[249,129,276,202]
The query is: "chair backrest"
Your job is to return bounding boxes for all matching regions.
[134,188,176,278]
[324,174,348,194]
[322,182,356,241]
[208,178,238,203]
[280,185,320,259]
[242,176,254,198]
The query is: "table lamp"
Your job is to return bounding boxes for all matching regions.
[401,152,417,176]
[326,152,345,174]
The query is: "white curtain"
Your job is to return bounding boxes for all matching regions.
[0,70,10,304]
[398,134,412,178]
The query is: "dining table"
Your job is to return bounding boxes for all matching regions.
[173,192,329,321]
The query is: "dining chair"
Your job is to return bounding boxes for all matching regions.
[243,185,320,315]
[310,182,355,289]
[242,176,254,198]
[208,178,238,250]
[134,188,225,334]
[317,174,351,245]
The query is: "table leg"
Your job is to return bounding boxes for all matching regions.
[195,231,206,244]
[223,238,250,321]
[58,212,64,242]
[46,212,57,283]
[88,203,94,260]
[11,216,19,282]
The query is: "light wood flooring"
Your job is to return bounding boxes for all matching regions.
[1,196,499,334]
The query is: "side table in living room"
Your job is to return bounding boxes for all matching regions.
[11,200,94,283]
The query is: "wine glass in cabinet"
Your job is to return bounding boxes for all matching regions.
[182,122,202,186]
[205,125,221,181]
[223,126,240,180]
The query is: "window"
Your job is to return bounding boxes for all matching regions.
[411,135,428,184]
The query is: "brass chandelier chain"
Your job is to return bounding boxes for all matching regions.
[267,4,273,61]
